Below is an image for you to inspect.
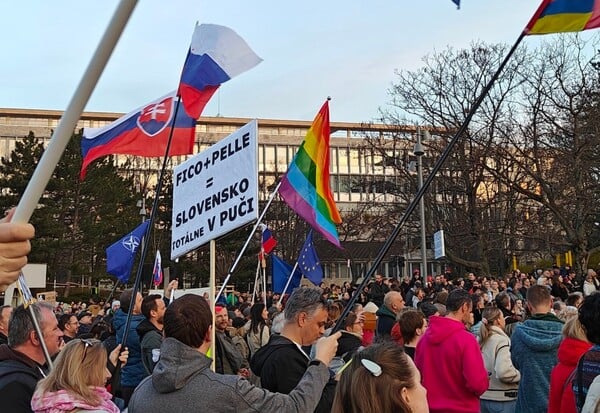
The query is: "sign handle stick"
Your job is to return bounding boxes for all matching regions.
[210,239,216,372]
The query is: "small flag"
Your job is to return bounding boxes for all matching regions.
[272,255,302,294]
[80,92,195,179]
[106,221,150,283]
[525,0,600,35]
[152,250,163,287]
[279,100,342,247]
[178,23,262,119]
[260,224,277,254]
[298,230,323,286]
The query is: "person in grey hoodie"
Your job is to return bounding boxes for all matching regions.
[128,294,341,413]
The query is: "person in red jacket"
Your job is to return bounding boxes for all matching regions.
[548,315,592,413]
[415,288,488,413]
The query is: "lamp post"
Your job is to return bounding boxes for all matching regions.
[414,129,428,278]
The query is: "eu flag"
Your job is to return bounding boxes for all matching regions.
[106,221,150,283]
[272,255,302,294]
[298,230,323,286]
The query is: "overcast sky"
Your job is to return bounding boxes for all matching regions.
[0,1,573,123]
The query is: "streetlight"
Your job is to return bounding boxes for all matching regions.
[413,129,429,278]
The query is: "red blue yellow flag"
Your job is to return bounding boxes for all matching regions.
[525,0,600,34]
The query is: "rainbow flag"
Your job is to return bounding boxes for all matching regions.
[279,100,342,247]
[525,0,600,34]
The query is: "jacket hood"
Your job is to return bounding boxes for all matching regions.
[112,309,144,331]
[336,331,362,357]
[512,318,563,352]
[249,334,295,376]
[557,337,592,366]
[424,315,469,345]
[375,305,396,319]
[151,337,209,394]
[0,343,40,369]
[136,318,159,340]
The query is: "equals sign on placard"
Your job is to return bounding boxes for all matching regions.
[206,178,214,188]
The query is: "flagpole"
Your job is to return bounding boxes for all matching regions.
[105,280,120,306]
[251,260,261,305]
[277,261,299,306]
[216,181,282,301]
[332,32,527,333]
[261,259,267,307]
[118,97,185,362]
[7,0,138,370]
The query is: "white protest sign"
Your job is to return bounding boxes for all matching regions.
[171,120,258,259]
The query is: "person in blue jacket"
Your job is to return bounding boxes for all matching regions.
[112,288,144,408]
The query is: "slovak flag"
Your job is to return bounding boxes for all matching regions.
[260,224,277,254]
[152,250,163,287]
[80,91,195,179]
[177,23,262,119]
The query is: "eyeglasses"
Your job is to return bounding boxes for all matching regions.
[80,338,99,363]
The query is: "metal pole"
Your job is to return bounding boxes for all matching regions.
[416,130,427,277]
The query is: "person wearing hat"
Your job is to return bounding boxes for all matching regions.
[77,311,93,337]
[361,302,378,346]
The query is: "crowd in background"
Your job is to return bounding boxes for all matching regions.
[0,249,600,412]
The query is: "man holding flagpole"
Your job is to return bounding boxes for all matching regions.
[251,286,338,413]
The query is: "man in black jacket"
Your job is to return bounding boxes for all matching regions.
[136,294,166,375]
[0,302,63,413]
[251,287,339,413]
[367,274,389,307]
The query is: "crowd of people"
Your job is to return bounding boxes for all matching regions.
[1,213,600,412]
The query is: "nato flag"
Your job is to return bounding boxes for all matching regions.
[106,221,150,283]
[298,230,323,286]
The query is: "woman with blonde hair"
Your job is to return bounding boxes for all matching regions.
[31,338,119,413]
[479,307,520,413]
[331,341,428,413]
[548,315,592,413]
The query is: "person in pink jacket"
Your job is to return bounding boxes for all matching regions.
[415,289,488,413]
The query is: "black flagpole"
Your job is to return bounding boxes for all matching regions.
[113,96,188,384]
[332,32,526,333]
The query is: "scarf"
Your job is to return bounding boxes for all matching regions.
[31,386,119,413]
